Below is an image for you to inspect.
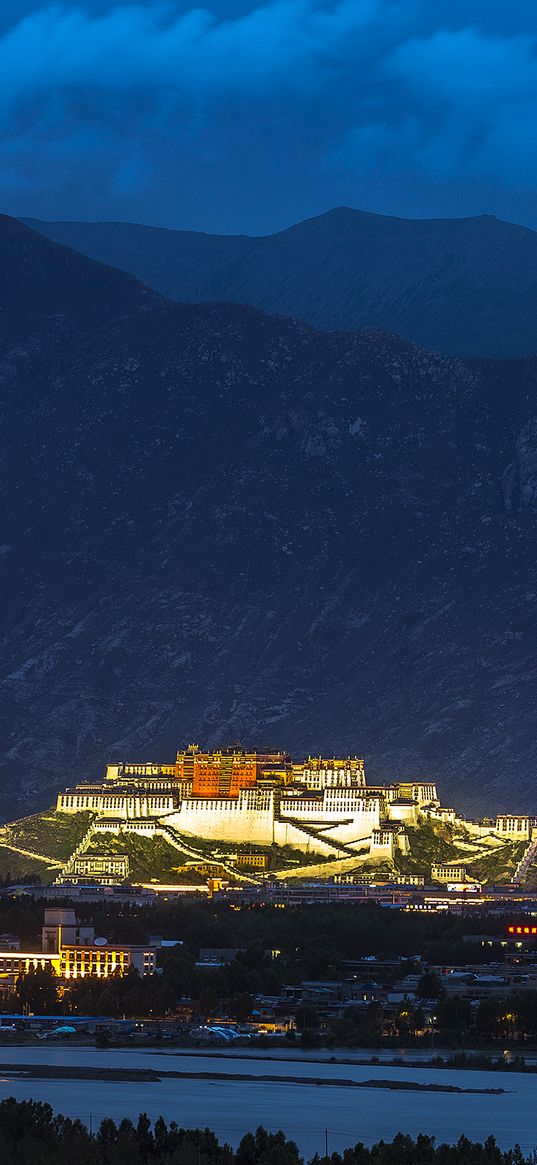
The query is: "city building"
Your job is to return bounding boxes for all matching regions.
[0,909,156,993]
[292,756,366,789]
[431,863,469,885]
[496,815,537,840]
[234,853,269,870]
[57,854,129,885]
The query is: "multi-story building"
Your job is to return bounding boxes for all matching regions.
[64,854,129,885]
[292,756,366,789]
[234,853,270,870]
[496,815,537,840]
[106,763,177,781]
[431,863,468,885]
[175,744,290,798]
[0,909,156,993]
[57,785,180,817]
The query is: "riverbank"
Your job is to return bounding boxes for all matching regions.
[1,1037,533,1074]
[0,1061,507,1094]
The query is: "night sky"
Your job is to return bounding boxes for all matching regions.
[2,1,537,234]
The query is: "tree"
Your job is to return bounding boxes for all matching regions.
[416,971,444,999]
[226,991,251,1022]
[436,996,472,1033]
[16,966,60,1015]
[295,1004,320,1033]
[394,1002,425,1037]
[199,986,219,1018]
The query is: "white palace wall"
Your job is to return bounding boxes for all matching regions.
[167,788,277,845]
[272,819,348,856]
[57,784,384,853]
[167,788,381,853]
[91,814,344,857]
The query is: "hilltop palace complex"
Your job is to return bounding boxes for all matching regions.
[53,745,537,883]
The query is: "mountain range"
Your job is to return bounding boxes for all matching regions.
[24,207,537,358]
[1,213,537,820]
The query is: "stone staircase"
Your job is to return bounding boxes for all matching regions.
[513,836,537,885]
[277,817,364,858]
[55,817,96,882]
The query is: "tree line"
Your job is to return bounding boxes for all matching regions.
[0,896,513,967]
[0,1101,532,1165]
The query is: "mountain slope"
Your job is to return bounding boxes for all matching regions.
[24,208,537,357]
[1,216,537,819]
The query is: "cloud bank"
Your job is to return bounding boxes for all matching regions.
[2,0,537,232]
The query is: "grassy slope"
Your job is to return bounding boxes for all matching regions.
[466,840,526,883]
[1,810,92,859]
[0,810,92,881]
[396,820,526,885]
[83,830,210,882]
[0,806,329,885]
[83,831,329,882]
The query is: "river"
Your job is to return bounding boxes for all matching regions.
[0,1046,534,1157]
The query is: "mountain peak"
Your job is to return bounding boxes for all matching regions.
[23,209,537,356]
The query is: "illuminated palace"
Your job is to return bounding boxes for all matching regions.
[56,745,441,860]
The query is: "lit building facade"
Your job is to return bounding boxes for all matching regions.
[59,854,129,884]
[0,909,156,992]
[292,756,366,788]
[175,744,290,798]
[431,863,468,884]
[496,815,537,840]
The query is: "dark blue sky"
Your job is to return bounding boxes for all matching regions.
[2,0,537,234]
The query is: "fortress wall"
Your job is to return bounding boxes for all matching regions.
[459,818,498,838]
[369,833,396,860]
[89,817,340,857]
[321,813,380,844]
[387,802,419,824]
[57,786,382,848]
[92,821,169,839]
[495,815,534,840]
[57,792,102,813]
[167,792,276,844]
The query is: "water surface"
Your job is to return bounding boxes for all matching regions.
[0,1046,533,1157]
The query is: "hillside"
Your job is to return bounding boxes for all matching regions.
[0,810,91,882]
[25,208,537,357]
[2,216,537,818]
[0,807,527,888]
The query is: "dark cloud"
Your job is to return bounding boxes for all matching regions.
[1,1,537,232]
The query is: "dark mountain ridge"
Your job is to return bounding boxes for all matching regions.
[1,215,537,819]
[24,207,537,358]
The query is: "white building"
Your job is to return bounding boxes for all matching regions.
[496,815,537,840]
